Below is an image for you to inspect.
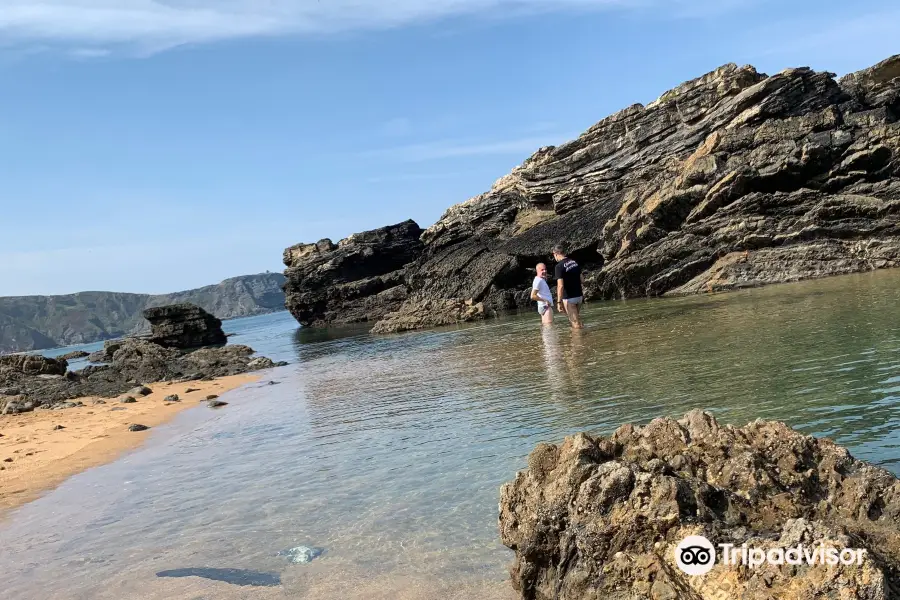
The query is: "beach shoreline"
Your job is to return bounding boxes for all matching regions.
[0,373,259,517]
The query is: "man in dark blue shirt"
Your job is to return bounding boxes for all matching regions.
[551,244,584,329]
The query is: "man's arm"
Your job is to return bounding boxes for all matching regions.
[557,279,565,308]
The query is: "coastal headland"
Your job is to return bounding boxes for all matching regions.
[282,54,900,334]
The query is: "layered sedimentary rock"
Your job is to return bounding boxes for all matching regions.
[283,54,900,333]
[499,410,900,600]
[282,220,424,326]
[144,303,227,349]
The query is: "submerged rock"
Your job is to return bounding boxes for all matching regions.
[278,545,325,564]
[156,568,281,587]
[143,303,227,349]
[499,410,900,600]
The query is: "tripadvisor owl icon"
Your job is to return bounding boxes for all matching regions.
[675,535,716,575]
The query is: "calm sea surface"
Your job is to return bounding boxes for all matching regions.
[3,270,900,599]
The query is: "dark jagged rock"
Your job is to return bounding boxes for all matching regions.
[0,354,68,376]
[282,220,424,326]
[143,303,227,349]
[0,272,287,354]
[58,350,90,361]
[283,55,900,333]
[499,410,900,600]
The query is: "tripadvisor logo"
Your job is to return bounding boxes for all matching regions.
[674,535,867,575]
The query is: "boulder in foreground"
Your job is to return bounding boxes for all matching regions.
[499,410,900,599]
[143,303,227,349]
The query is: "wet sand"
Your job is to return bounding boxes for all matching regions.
[0,374,259,515]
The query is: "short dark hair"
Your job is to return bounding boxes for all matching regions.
[551,244,566,255]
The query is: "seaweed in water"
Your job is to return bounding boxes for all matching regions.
[156,568,281,587]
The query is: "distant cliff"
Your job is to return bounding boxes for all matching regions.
[0,273,287,353]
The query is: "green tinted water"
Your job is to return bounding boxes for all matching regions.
[1,270,899,599]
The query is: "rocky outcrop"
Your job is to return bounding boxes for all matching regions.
[499,410,900,600]
[144,303,227,349]
[0,306,288,414]
[370,297,485,334]
[282,220,424,326]
[0,354,68,376]
[0,272,286,354]
[282,54,900,334]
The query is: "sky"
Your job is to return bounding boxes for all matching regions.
[1,0,898,296]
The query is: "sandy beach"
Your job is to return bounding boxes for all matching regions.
[0,374,259,516]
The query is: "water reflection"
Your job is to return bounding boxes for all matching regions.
[1,270,900,599]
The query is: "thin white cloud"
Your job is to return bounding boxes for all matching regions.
[362,132,577,161]
[366,171,466,183]
[379,117,414,137]
[0,0,742,55]
[744,7,900,74]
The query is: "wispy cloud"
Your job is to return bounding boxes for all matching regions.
[0,0,744,56]
[366,171,467,183]
[362,132,576,162]
[379,117,414,137]
[743,7,900,74]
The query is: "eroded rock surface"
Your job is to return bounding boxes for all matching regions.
[0,305,285,414]
[282,220,424,327]
[283,54,900,333]
[499,410,900,600]
[143,303,227,349]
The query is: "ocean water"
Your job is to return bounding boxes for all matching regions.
[3,270,900,599]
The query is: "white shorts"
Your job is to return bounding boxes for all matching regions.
[564,296,583,306]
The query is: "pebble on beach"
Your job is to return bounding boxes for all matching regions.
[206,394,219,400]
[53,425,65,430]
[208,399,228,408]
[164,394,180,402]
[128,424,150,432]
[120,396,137,404]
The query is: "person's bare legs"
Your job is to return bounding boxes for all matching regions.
[564,300,583,329]
[541,307,554,326]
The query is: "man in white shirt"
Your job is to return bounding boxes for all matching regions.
[530,263,554,326]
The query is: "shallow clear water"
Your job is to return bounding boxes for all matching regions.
[3,271,900,599]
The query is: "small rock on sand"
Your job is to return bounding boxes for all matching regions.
[206,394,219,400]
[128,386,153,396]
[120,396,137,404]
[208,399,228,408]
[3,457,13,462]
[92,399,107,405]
[128,424,150,432]
[53,425,65,430]
[184,388,199,393]
[164,394,180,402]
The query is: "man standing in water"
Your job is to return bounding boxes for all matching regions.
[551,244,585,329]
[531,263,554,326]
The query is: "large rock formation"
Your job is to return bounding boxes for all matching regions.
[284,54,900,333]
[0,305,288,415]
[282,220,424,326]
[144,303,227,349]
[499,410,900,600]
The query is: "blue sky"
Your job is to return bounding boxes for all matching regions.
[1,0,898,296]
